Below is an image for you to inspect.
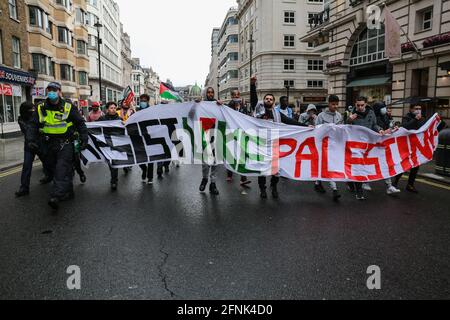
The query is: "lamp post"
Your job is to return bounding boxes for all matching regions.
[285,85,291,104]
[248,33,255,90]
[217,76,220,100]
[94,21,103,104]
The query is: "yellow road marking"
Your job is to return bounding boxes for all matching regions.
[0,162,42,178]
[402,176,450,191]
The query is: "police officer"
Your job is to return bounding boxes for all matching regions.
[27,82,88,210]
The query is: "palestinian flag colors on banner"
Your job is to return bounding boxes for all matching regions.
[160,82,183,102]
[122,86,135,106]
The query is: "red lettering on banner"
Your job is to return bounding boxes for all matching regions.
[381,138,397,176]
[364,144,383,180]
[294,137,319,178]
[345,141,367,181]
[272,138,297,175]
[321,137,345,179]
[396,136,412,172]
[409,133,433,167]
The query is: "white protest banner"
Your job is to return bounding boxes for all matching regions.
[81,102,440,182]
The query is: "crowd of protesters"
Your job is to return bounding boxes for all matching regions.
[14,77,435,211]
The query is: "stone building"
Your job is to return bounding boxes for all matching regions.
[236,0,328,109]
[301,0,450,124]
[1,0,36,135]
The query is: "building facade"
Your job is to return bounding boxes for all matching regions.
[86,0,122,104]
[120,22,132,91]
[131,58,145,104]
[205,28,220,96]
[236,0,328,108]
[25,0,91,107]
[1,0,36,135]
[143,67,160,105]
[301,0,450,124]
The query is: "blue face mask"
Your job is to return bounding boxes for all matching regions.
[139,102,149,109]
[48,92,59,101]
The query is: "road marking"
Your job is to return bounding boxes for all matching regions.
[0,162,41,178]
[403,176,450,191]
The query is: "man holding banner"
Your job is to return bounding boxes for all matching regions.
[251,77,306,199]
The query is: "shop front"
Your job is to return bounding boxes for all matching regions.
[0,66,36,137]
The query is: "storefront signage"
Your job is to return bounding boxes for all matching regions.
[0,66,36,86]
[0,84,13,96]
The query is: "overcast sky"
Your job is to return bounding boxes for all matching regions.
[115,0,237,87]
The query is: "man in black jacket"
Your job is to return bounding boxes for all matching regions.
[393,104,427,193]
[250,77,306,199]
[27,82,88,210]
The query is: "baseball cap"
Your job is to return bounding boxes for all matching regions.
[92,102,100,108]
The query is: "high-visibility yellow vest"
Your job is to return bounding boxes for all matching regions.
[38,102,73,135]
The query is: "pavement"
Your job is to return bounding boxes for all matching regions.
[0,162,449,299]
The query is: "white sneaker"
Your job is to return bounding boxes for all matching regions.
[362,183,372,191]
[147,179,153,185]
[386,186,401,195]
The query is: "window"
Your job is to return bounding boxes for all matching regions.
[284,80,295,87]
[419,8,433,31]
[29,6,52,35]
[77,40,87,55]
[78,71,88,85]
[9,0,18,20]
[284,59,295,71]
[284,11,295,24]
[55,0,72,11]
[308,42,315,49]
[75,8,87,25]
[32,53,53,76]
[12,37,21,68]
[350,25,386,66]
[307,80,324,88]
[308,60,324,71]
[60,64,73,81]
[58,27,72,46]
[284,35,295,47]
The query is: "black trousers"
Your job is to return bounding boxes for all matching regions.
[19,146,36,192]
[395,166,420,186]
[109,166,118,184]
[258,176,279,190]
[140,163,163,180]
[42,140,75,199]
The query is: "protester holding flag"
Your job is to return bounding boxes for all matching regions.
[137,94,164,184]
[346,97,400,200]
[251,77,306,199]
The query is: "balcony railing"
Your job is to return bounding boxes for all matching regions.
[309,8,330,30]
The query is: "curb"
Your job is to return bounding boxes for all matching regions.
[417,172,450,186]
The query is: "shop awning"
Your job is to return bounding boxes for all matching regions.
[346,76,391,88]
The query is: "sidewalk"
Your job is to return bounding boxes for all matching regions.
[0,137,25,171]
[417,160,450,185]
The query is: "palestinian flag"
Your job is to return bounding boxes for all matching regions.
[160,82,183,102]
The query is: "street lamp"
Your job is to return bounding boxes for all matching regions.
[217,76,220,100]
[248,33,255,89]
[285,85,291,104]
[94,21,103,104]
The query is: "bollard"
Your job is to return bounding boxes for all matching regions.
[435,128,450,176]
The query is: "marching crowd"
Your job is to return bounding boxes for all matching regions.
[14,78,429,210]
